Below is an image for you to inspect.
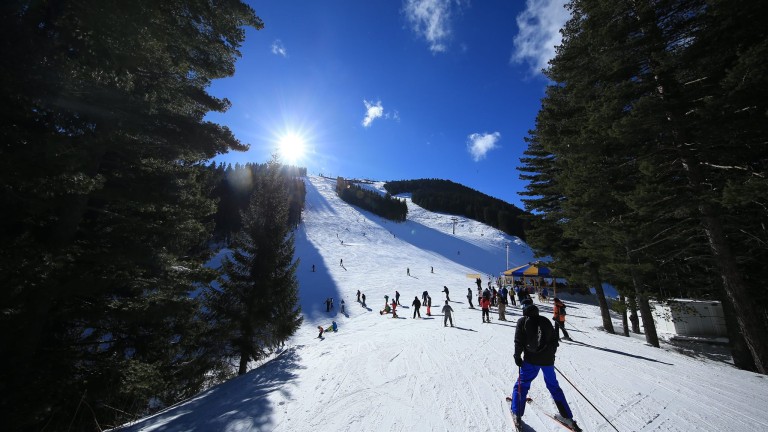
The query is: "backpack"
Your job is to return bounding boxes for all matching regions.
[522,306,552,353]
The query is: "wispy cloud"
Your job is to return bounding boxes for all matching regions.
[467,132,501,161]
[511,0,570,75]
[271,39,288,57]
[362,101,399,128]
[403,0,466,53]
[362,100,385,127]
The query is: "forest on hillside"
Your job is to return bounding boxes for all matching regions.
[384,179,528,240]
[336,177,408,221]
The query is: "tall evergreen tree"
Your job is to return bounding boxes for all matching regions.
[0,1,263,429]
[522,0,767,370]
[209,159,303,376]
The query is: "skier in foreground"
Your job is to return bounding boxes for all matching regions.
[509,300,581,431]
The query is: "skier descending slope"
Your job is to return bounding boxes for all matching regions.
[509,300,581,431]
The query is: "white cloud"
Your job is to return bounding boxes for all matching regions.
[271,39,288,57]
[467,132,501,161]
[362,100,385,127]
[511,0,570,75]
[403,0,466,53]
[362,101,400,127]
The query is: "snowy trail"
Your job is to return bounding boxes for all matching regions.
[117,175,768,432]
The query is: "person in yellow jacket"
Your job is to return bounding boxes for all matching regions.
[552,298,571,341]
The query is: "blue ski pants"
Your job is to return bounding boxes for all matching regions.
[511,362,573,419]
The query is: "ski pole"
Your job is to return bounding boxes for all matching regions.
[555,366,620,432]
[516,366,522,415]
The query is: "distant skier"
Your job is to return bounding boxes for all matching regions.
[357,290,361,303]
[509,301,580,431]
[341,299,346,314]
[498,288,507,321]
[422,290,428,304]
[384,294,389,306]
[361,293,366,306]
[317,326,324,338]
[395,290,401,305]
[476,277,482,289]
[426,295,432,316]
[552,298,571,341]
[391,300,398,318]
[442,300,454,327]
[340,258,343,266]
[480,296,490,323]
[325,298,331,312]
[407,267,410,276]
[442,286,450,302]
[467,287,474,308]
[431,266,434,273]
[312,264,315,272]
[412,297,422,319]
[325,321,338,333]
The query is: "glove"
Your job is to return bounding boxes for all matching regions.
[514,354,523,367]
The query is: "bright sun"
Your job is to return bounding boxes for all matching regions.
[277,132,306,164]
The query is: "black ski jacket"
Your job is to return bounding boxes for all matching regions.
[514,309,558,366]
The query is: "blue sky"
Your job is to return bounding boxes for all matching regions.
[208,0,569,209]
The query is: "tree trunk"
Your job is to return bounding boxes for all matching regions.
[627,246,659,347]
[628,295,641,334]
[588,264,615,333]
[719,288,757,371]
[620,294,630,337]
[698,205,768,373]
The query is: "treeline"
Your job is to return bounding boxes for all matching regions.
[336,177,408,221]
[519,0,767,373]
[0,2,304,431]
[209,162,307,241]
[384,179,528,239]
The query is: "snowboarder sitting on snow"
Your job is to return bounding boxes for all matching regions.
[380,304,392,315]
[325,321,338,333]
[509,300,580,431]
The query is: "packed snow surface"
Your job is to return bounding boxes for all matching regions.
[117,175,768,432]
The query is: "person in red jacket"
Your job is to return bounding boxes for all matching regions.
[480,296,491,323]
[552,298,571,341]
[391,299,398,318]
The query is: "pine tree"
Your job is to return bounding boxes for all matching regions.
[0,1,263,429]
[523,0,767,370]
[209,159,303,376]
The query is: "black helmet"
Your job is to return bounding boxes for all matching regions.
[523,304,539,317]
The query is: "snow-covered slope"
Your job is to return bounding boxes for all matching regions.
[117,175,768,432]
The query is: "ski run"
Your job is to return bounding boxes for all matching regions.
[116,175,768,432]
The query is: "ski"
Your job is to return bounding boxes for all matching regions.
[505,395,583,432]
[502,397,524,432]
[540,412,583,432]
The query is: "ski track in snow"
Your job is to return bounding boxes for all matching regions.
[115,176,768,432]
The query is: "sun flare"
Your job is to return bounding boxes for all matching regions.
[277,132,306,164]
